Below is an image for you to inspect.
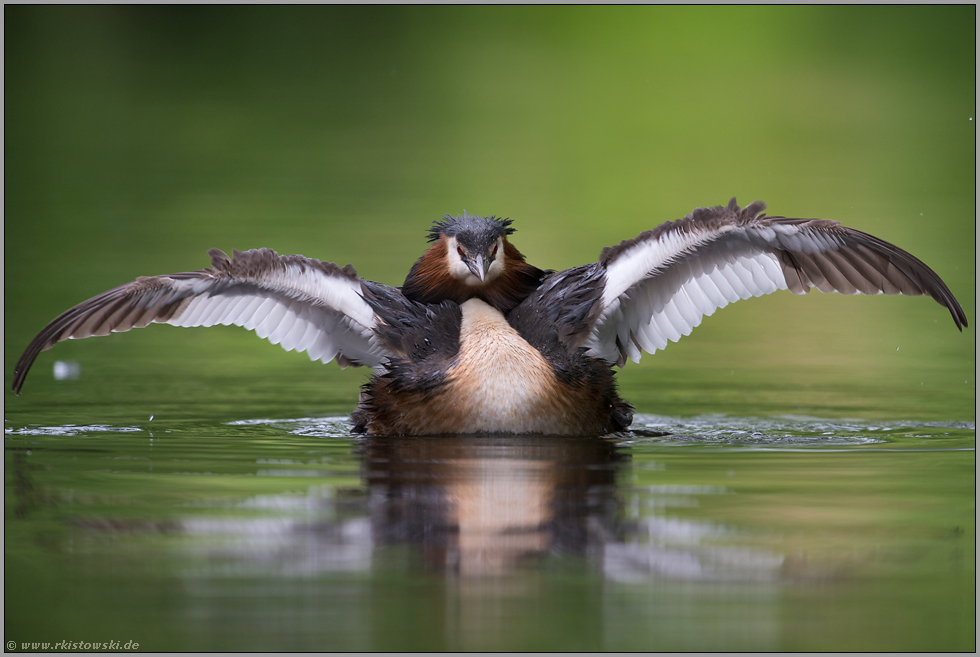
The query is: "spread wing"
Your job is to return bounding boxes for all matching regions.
[581,198,968,366]
[13,248,393,393]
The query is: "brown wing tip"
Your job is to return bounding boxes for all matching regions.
[11,338,45,395]
[950,303,968,331]
[208,248,232,271]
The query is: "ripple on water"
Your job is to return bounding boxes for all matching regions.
[218,413,975,447]
[618,414,975,447]
[4,424,143,437]
[226,416,353,438]
[5,414,967,446]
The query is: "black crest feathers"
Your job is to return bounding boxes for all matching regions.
[426,212,515,244]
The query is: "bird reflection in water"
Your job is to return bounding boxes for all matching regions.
[145,428,790,649]
[175,426,785,586]
[361,434,627,578]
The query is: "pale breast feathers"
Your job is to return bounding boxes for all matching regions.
[12,248,392,393]
[579,198,967,366]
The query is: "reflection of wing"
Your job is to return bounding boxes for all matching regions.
[13,248,392,393]
[582,198,968,366]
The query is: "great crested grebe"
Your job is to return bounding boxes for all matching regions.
[12,199,968,435]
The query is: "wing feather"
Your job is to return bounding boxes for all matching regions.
[583,198,967,366]
[275,312,306,352]
[252,300,288,338]
[284,317,318,354]
[653,307,681,344]
[694,267,732,308]
[711,263,744,303]
[672,285,702,329]
[265,306,299,345]
[12,248,394,393]
[681,277,717,317]
[218,296,249,326]
[227,295,265,327]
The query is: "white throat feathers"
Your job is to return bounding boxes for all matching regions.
[446,236,506,286]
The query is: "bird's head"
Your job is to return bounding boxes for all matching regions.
[427,212,514,285]
[402,211,545,312]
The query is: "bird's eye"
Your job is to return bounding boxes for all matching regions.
[492,244,498,256]
[457,246,465,257]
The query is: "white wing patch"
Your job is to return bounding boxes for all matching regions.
[167,261,386,367]
[581,195,966,369]
[599,224,729,304]
[13,249,396,395]
[587,233,789,364]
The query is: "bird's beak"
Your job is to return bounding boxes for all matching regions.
[468,254,487,282]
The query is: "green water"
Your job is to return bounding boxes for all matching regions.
[4,6,975,652]
[4,411,975,651]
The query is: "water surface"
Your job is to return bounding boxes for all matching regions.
[5,408,974,651]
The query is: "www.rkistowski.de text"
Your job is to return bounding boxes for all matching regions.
[6,640,139,651]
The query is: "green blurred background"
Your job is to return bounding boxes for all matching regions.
[4,5,975,421]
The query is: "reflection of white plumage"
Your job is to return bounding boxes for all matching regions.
[13,199,967,435]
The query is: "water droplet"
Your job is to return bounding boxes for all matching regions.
[53,360,81,381]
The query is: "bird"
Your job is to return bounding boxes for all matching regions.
[11,198,968,436]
